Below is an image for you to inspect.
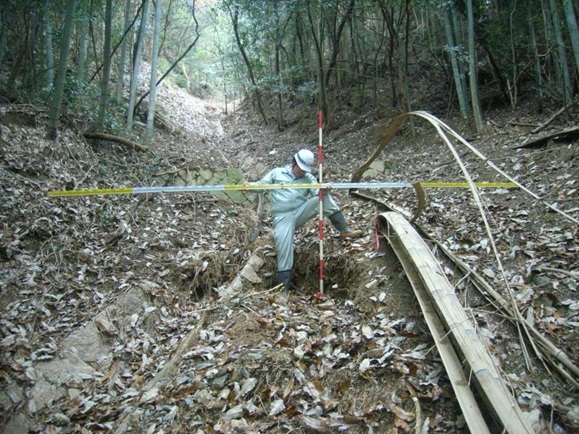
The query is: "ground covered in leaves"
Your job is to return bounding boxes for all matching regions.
[0,84,577,434]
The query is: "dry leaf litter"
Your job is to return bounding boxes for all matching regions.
[0,83,577,433]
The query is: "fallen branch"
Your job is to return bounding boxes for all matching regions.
[536,267,579,279]
[412,397,422,434]
[516,126,579,149]
[351,113,409,183]
[509,122,538,128]
[531,100,578,134]
[83,132,148,152]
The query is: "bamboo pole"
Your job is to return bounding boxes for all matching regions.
[378,212,534,434]
[355,189,578,387]
[386,222,491,434]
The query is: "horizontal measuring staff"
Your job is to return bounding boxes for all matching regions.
[47,182,408,197]
[47,181,517,197]
[420,182,516,188]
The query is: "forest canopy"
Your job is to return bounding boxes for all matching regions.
[0,0,578,137]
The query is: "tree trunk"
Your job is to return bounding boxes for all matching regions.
[134,34,199,112]
[0,3,9,66]
[401,0,411,116]
[116,0,133,102]
[44,7,54,91]
[273,0,292,132]
[508,1,518,110]
[371,10,386,107]
[323,0,356,90]
[562,0,579,78]
[89,1,143,84]
[466,0,483,133]
[96,0,113,133]
[48,0,77,140]
[127,0,150,129]
[548,0,573,104]
[527,5,544,113]
[443,3,469,117]
[77,0,88,84]
[380,4,404,110]
[146,0,162,145]
[229,4,269,125]
[274,1,284,132]
[451,6,469,112]
[308,0,327,123]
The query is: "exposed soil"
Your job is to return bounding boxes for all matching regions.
[0,84,577,433]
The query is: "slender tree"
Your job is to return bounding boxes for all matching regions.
[0,3,8,66]
[274,0,284,131]
[562,0,579,78]
[548,0,573,104]
[146,0,162,145]
[48,0,77,140]
[380,1,402,107]
[323,0,356,90]
[127,0,150,129]
[466,0,483,133]
[228,2,269,125]
[527,5,544,113]
[308,0,327,121]
[116,0,133,102]
[442,1,469,117]
[77,0,89,84]
[96,0,113,132]
[44,5,54,91]
[507,0,518,109]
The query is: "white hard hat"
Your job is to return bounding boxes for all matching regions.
[294,149,314,172]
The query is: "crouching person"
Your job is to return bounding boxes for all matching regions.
[249,149,362,294]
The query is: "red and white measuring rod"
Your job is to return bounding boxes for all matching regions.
[317,111,325,297]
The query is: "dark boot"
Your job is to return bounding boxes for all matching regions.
[277,270,291,295]
[329,211,362,238]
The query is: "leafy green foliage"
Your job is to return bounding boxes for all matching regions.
[0,0,576,129]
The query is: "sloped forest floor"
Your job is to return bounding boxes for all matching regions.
[0,82,577,434]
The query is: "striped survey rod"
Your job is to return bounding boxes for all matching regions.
[317,110,324,299]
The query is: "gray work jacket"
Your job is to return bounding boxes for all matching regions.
[255,165,319,215]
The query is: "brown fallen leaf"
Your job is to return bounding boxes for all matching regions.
[391,404,415,421]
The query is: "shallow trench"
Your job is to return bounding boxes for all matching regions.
[2,205,550,433]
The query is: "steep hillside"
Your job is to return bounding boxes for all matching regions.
[0,86,577,433]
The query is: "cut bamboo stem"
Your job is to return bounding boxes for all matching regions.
[363,188,578,389]
[379,212,534,434]
[386,221,491,434]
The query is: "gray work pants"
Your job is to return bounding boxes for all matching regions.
[273,194,340,272]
